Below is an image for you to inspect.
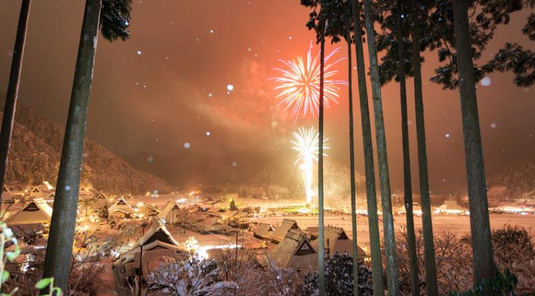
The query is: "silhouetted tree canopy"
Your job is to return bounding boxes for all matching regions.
[100,0,132,41]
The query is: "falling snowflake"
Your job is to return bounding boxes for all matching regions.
[481,76,492,87]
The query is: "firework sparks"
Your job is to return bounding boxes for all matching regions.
[272,43,346,121]
[291,127,329,205]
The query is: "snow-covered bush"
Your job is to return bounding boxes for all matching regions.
[147,256,237,295]
[394,227,535,295]
[394,230,474,294]
[261,265,306,296]
[302,253,373,296]
[492,225,535,294]
[209,248,305,296]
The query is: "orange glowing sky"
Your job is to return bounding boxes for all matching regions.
[0,0,534,193]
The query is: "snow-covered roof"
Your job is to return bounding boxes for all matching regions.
[311,226,367,259]
[253,223,274,240]
[108,197,135,214]
[157,201,182,221]
[438,200,466,211]
[269,219,300,244]
[269,230,317,268]
[4,198,53,225]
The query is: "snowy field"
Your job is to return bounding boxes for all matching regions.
[252,213,535,248]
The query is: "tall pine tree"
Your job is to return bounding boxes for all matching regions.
[42,0,131,292]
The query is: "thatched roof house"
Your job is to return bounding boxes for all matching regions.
[113,222,186,295]
[28,181,55,198]
[108,197,135,218]
[311,226,367,259]
[95,192,108,200]
[194,217,231,234]
[220,210,238,221]
[268,230,317,269]
[139,203,160,217]
[4,198,52,226]
[206,207,225,217]
[269,219,301,244]
[436,200,468,215]
[157,201,184,223]
[253,223,275,240]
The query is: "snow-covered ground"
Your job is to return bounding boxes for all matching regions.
[252,213,535,248]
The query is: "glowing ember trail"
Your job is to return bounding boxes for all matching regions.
[272,42,346,121]
[291,127,329,205]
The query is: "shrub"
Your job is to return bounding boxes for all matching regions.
[302,253,373,296]
[492,225,535,294]
[147,256,238,295]
[394,227,535,295]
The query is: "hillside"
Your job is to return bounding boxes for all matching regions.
[4,105,172,194]
[488,151,535,200]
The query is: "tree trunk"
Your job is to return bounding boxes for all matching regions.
[346,30,359,296]
[42,0,102,292]
[318,23,326,296]
[350,1,384,295]
[0,0,31,214]
[452,0,495,285]
[410,0,439,294]
[362,0,399,294]
[396,2,420,295]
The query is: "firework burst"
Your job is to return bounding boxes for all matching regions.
[272,43,346,121]
[291,127,329,204]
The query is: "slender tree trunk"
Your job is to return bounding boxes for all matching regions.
[350,1,384,295]
[0,0,31,214]
[363,0,399,294]
[452,0,495,285]
[42,0,102,292]
[396,2,419,295]
[318,22,326,296]
[346,30,359,296]
[410,0,439,294]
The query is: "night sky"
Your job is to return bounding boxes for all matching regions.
[0,0,534,194]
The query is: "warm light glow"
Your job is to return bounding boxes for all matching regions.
[185,236,199,253]
[272,42,346,121]
[298,207,311,214]
[291,126,329,204]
